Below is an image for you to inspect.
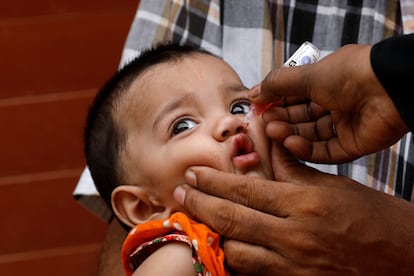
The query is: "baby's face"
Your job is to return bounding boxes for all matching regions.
[117,53,273,213]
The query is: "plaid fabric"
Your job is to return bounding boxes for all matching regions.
[75,0,413,221]
[401,0,414,33]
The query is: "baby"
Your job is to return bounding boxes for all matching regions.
[84,42,274,275]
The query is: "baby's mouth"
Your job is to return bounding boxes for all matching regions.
[232,133,260,170]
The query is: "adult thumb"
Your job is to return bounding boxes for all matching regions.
[249,65,311,104]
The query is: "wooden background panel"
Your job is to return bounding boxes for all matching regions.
[0,92,95,176]
[0,0,139,274]
[0,176,107,254]
[0,7,136,98]
[0,244,102,276]
[1,0,138,18]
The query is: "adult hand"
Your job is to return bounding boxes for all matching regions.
[249,44,408,163]
[174,143,414,275]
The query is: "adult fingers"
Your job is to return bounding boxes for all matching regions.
[174,183,292,247]
[266,115,336,143]
[223,239,291,275]
[249,66,312,104]
[265,112,354,164]
[181,167,292,217]
[262,102,333,145]
[283,136,354,163]
[262,102,329,124]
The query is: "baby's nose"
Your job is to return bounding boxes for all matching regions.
[214,115,245,141]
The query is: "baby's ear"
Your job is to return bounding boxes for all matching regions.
[111,185,167,228]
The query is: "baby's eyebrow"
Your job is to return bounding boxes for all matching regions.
[153,92,196,130]
[227,84,249,93]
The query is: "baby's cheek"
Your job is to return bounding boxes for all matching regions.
[187,146,231,171]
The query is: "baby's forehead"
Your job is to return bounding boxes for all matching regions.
[128,53,237,91]
[119,52,242,111]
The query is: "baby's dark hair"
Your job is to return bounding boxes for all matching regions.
[84,42,212,208]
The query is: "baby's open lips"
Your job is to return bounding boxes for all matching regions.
[232,133,254,157]
[231,134,260,170]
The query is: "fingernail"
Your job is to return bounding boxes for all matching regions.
[249,83,261,99]
[185,169,197,186]
[173,186,186,205]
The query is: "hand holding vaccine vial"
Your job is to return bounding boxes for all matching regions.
[243,42,320,126]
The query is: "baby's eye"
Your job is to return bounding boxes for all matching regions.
[171,118,198,136]
[231,100,251,115]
